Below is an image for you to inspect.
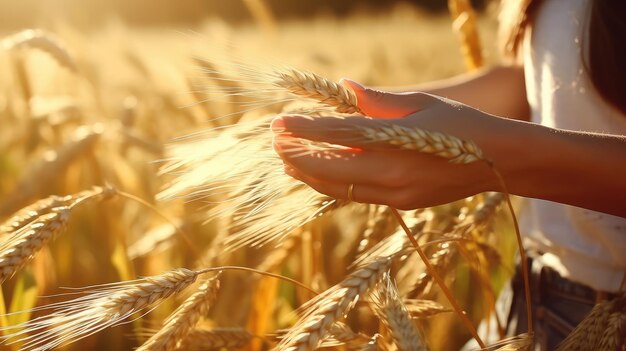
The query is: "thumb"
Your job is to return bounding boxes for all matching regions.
[341,78,432,119]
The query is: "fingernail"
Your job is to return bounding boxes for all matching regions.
[272,135,285,152]
[340,78,365,92]
[270,116,285,133]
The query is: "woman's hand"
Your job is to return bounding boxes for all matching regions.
[272,80,626,217]
[271,80,509,209]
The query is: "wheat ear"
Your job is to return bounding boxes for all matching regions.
[359,123,484,164]
[136,274,221,351]
[556,294,625,351]
[318,322,374,348]
[0,207,69,284]
[0,195,65,235]
[403,299,451,319]
[0,186,115,284]
[0,268,201,351]
[370,274,426,351]
[598,307,626,351]
[277,257,391,351]
[177,327,253,350]
[274,69,362,114]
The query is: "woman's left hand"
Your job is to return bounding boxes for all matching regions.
[271,83,511,210]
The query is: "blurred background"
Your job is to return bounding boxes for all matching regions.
[0,1,511,351]
[1,0,491,30]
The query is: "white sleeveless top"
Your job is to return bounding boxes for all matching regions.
[521,0,626,292]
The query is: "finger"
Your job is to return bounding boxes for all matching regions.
[271,114,396,149]
[273,135,419,188]
[284,165,413,209]
[341,79,434,118]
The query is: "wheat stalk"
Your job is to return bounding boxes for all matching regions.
[137,274,221,351]
[177,327,253,350]
[357,206,397,253]
[1,29,77,72]
[370,274,426,351]
[0,125,102,216]
[277,257,391,351]
[0,268,201,351]
[359,123,484,164]
[274,69,361,114]
[448,0,483,70]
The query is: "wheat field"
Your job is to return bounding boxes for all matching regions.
[0,2,568,350]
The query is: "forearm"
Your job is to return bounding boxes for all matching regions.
[485,117,626,217]
[391,65,531,121]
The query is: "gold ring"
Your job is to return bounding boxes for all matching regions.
[347,183,355,202]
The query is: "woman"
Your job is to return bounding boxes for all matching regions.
[271,0,626,349]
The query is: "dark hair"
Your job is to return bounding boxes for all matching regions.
[502,0,626,116]
[584,0,626,116]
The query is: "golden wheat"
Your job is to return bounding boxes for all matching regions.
[0,186,115,283]
[0,125,102,216]
[274,69,361,114]
[557,294,626,351]
[403,299,451,319]
[278,257,391,351]
[370,274,425,351]
[0,268,201,351]
[1,29,77,72]
[0,207,69,284]
[0,194,65,235]
[359,123,484,164]
[137,274,221,351]
[178,327,254,350]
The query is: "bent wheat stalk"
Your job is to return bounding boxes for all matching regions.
[137,274,221,351]
[1,29,77,72]
[0,125,103,217]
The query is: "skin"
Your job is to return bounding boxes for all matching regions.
[271,66,626,218]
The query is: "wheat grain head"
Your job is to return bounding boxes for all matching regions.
[0,207,69,284]
[277,257,391,351]
[0,268,201,351]
[177,327,253,350]
[359,123,484,164]
[370,274,426,351]
[137,274,221,351]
